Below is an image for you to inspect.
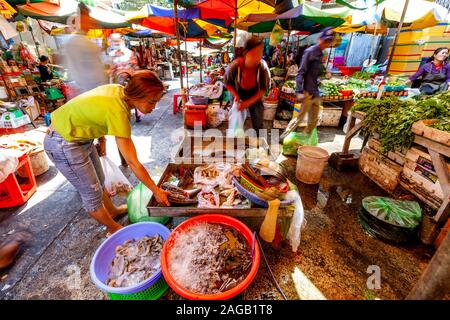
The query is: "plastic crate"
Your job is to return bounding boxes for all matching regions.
[0,113,30,129]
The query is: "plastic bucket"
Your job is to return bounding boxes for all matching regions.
[161,214,260,300]
[90,222,171,297]
[296,146,329,184]
[263,102,278,121]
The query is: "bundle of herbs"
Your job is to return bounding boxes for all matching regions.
[352,92,450,154]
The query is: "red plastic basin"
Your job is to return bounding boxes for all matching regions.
[161,214,260,300]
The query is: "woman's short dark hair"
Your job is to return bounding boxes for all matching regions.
[426,47,449,63]
[124,70,164,101]
[243,37,264,53]
[39,55,49,62]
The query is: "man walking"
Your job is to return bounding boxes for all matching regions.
[288,27,336,136]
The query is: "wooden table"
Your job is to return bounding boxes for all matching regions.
[413,135,450,223]
[342,111,365,154]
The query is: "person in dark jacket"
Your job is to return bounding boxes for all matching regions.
[37,55,53,82]
[406,47,450,95]
[295,27,335,133]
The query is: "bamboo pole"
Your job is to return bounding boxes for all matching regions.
[173,0,183,90]
[377,0,410,99]
[199,40,203,83]
[185,39,189,91]
[284,20,292,69]
[233,6,238,55]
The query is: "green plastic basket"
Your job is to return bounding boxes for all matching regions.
[108,276,169,300]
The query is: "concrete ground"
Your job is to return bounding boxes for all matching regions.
[0,81,434,300]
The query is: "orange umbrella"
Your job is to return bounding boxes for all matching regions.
[0,0,16,19]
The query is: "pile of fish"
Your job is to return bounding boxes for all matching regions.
[107,235,163,288]
[168,223,252,295]
[161,182,199,205]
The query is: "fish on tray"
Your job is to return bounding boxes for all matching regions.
[161,182,199,205]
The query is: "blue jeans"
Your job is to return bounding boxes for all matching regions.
[44,130,105,213]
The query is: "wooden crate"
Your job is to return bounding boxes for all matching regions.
[359,147,403,194]
[147,163,292,218]
[174,135,276,164]
[399,172,443,210]
[412,120,450,147]
[368,138,406,166]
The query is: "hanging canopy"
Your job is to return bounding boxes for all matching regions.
[128,4,231,39]
[237,4,346,33]
[349,0,449,31]
[185,0,277,26]
[16,0,78,24]
[78,2,130,30]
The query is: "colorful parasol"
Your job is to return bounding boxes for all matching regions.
[0,0,16,19]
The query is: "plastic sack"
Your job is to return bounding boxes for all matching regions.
[285,190,305,253]
[227,102,247,137]
[282,129,319,156]
[269,20,284,46]
[362,196,422,229]
[126,182,169,224]
[0,151,18,183]
[100,156,133,197]
[197,187,220,208]
[44,87,64,100]
[206,104,225,128]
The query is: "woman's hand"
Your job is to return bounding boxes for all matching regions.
[238,99,251,111]
[154,188,171,206]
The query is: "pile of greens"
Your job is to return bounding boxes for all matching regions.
[431,119,450,131]
[352,92,450,153]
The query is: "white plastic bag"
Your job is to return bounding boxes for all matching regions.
[100,156,132,196]
[285,190,306,253]
[227,102,247,137]
[0,151,18,183]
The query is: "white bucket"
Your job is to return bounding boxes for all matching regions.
[263,102,278,121]
[296,146,329,184]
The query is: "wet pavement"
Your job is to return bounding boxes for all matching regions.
[0,85,434,300]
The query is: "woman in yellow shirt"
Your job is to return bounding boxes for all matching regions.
[44,71,170,234]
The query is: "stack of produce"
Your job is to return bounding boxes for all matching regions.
[352,91,450,154]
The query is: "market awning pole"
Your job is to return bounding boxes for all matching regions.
[199,40,203,83]
[233,6,238,55]
[406,230,450,299]
[377,0,409,99]
[173,0,184,90]
[284,20,291,69]
[185,39,189,91]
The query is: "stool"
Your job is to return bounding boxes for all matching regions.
[173,93,187,114]
[0,154,37,208]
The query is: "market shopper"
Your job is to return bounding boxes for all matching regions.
[295,27,335,133]
[224,37,271,132]
[44,71,171,234]
[37,55,54,82]
[406,47,450,95]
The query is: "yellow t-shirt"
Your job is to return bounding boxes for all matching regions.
[51,84,131,142]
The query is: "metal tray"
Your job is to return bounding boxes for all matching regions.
[174,135,276,164]
[148,163,292,218]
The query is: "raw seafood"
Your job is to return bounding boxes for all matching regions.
[193,163,241,188]
[220,188,249,208]
[198,188,220,208]
[107,235,163,288]
[168,223,252,295]
[162,182,198,205]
